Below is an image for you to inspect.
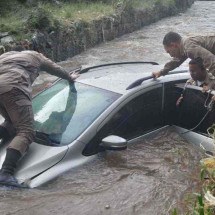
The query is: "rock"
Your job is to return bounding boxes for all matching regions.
[0,45,5,55]
[1,36,14,44]
[31,31,52,53]
[105,205,110,209]
[0,32,9,39]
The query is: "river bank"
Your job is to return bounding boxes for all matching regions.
[0,0,194,61]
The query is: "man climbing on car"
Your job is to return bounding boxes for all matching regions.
[0,50,80,187]
[152,32,215,78]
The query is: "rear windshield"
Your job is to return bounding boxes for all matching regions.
[33,80,121,146]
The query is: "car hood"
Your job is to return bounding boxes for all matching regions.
[0,141,68,184]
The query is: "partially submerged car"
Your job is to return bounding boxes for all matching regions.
[0,62,214,188]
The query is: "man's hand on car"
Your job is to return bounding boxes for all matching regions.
[202,84,210,93]
[69,71,80,82]
[152,71,162,79]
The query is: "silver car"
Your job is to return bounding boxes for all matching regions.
[0,62,214,188]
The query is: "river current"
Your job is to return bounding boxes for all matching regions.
[0,1,215,215]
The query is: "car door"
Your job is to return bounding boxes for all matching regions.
[162,78,215,134]
[83,84,163,156]
[175,86,215,134]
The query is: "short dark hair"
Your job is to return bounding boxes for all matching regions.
[163,32,182,46]
[189,58,205,70]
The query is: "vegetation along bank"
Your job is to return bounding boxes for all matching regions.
[0,0,194,61]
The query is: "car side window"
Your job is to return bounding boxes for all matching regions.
[163,80,187,125]
[83,86,163,156]
[101,87,163,139]
[176,87,215,133]
[163,79,215,134]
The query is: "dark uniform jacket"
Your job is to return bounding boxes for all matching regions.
[0,51,71,99]
[160,35,215,76]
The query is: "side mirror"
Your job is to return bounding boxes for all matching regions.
[100,135,127,151]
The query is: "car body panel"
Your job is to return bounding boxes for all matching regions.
[26,140,94,188]
[0,140,68,184]
[78,64,189,94]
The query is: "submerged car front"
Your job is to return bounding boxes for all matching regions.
[8,78,121,187]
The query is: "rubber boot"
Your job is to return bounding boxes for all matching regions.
[0,148,22,187]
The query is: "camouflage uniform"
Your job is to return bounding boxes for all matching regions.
[160,35,215,76]
[0,51,72,154]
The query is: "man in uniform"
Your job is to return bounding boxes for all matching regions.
[176,58,215,106]
[152,32,215,78]
[0,50,80,186]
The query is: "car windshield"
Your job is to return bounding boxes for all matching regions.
[33,80,121,146]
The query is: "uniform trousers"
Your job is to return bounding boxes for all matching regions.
[0,88,35,155]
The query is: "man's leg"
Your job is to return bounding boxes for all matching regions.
[0,89,35,186]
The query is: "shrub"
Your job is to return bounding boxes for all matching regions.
[25,7,55,31]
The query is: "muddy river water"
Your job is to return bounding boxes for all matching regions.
[0,1,215,215]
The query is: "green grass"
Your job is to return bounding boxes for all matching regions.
[131,0,175,9]
[40,2,114,23]
[0,0,177,40]
[0,1,114,40]
[0,15,23,33]
[0,14,32,41]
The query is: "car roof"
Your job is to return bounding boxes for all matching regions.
[77,62,189,94]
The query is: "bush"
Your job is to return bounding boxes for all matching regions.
[25,7,55,31]
[0,0,12,15]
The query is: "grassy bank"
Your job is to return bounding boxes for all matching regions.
[0,1,114,40]
[0,0,176,41]
[129,0,175,9]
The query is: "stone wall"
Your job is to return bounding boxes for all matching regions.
[0,0,195,61]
